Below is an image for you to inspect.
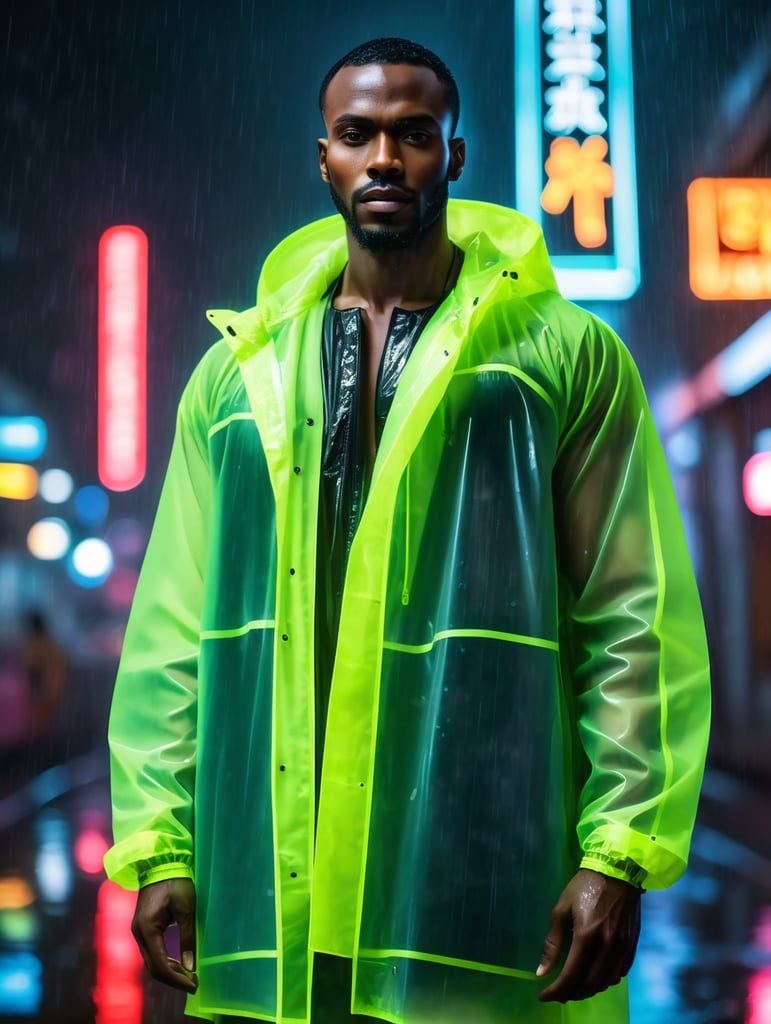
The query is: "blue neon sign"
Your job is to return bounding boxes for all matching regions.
[515,0,640,299]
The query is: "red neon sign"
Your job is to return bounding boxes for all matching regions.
[93,880,144,1024]
[98,226,147,491]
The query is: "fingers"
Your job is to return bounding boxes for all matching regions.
[536,903,568,980]
[178,899,197,977]
[132,916,198,993]
[577,939,630,1000]
[538,870,642,1003]
[538,915,640,1002]
[538,927,596,1002]
[131,879,198,994]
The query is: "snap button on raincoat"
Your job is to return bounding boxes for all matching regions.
[105,200,711,1024]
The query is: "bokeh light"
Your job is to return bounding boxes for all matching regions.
[74,485,110,527]
[68,538,113,587]
[755,429,771,453]
[27,518,71,560]
[0,908,38,945]
[74,829,110,876]
[34,810,73,909]
[743,452,771,516]
[0,878,35,910]
[747,967,771,1024]
[38,468,74,504]
[0,463,38,500]
[0,417,47,460]
[0,952,42,1016]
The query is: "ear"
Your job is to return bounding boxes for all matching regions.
[449,137,466,181]
[318,138,330,183]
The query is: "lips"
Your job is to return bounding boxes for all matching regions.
[358,186,413,213]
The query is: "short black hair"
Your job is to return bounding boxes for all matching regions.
[319,37,460,135]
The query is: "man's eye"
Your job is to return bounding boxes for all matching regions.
[404,131,431,144]
[340,130,366,143]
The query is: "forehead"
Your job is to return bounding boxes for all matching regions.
[324,63,450,124]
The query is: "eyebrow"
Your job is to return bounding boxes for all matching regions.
[332,113,440,130]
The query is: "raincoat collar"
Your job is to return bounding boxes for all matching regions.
[208,200,559,357]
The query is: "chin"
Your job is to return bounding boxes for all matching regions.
[353,225,419,252]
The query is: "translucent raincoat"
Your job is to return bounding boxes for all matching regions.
[105,200,711,1024]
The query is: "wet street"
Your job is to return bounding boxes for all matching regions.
[630,771,771,1024]
[1,677,769,1024]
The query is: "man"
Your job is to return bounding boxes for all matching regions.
[105,37,711,1024]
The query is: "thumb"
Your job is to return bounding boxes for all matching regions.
[168,879,196,975]
[536,910,566,977]
[178,913,196,974]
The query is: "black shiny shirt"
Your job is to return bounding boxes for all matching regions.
[314,294,438,767]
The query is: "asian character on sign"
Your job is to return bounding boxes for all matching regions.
[543,0,607,135]
[541,135,614,247]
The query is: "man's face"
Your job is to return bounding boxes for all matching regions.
[318,63,465,252]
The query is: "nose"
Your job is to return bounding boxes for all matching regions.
[367,133,403,178]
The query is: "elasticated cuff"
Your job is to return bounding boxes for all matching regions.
[138,861,195,888]
[580,853,647,889]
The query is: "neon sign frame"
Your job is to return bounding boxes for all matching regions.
[515,0,640,299]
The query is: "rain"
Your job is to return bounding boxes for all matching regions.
[0,1,770,1021]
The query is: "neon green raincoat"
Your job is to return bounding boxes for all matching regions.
[105,199,711,1024]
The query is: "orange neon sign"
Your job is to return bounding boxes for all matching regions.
[687,178,771,300]
[540,135,615,249]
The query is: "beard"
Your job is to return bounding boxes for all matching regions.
[328,175,450,252]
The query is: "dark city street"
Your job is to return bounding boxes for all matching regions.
[1,1,770,1021]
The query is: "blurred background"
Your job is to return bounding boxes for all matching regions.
[1,1,770,1021]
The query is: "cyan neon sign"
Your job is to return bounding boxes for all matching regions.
[515,0,640,299]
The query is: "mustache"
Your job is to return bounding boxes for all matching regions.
[353,181,415,202]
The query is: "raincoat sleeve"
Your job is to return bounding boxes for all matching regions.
[103,363,212,891]
[553,314,710,891]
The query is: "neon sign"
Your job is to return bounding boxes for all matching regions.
[0,416,47,460]
[687,178,771,300]
[515,0,640,299]
[743,452,771,516]
[93,880,143,1024]
[541,135,614,247]
[98,226,147,491]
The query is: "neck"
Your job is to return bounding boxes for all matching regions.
[336,216,457,313]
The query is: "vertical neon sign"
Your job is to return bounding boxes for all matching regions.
[98,226,147,491]
[515,0,640,299]
[93,880,144,1024]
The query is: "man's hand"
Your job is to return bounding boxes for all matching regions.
[536,868,641,1003]
[131,877,198,993]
